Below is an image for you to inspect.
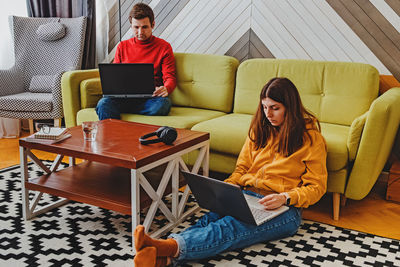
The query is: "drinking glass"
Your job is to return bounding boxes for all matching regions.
[82,121,98,141]
[35,123,51,134]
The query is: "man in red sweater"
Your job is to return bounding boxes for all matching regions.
[96,3,176,120]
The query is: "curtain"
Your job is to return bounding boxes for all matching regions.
[26,0,96,69]
[0,2,27,138]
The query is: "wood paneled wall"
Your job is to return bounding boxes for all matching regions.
[105,0,400,82]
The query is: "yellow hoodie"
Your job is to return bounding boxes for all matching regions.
[224,128,327,208]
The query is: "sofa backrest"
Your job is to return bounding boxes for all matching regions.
[234,59,379,126]
[171,53,239,113]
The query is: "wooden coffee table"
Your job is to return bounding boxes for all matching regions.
[19,119,209,249]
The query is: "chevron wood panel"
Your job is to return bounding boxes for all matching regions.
[107,0,135,52]
[225,29,274,62]
[152,0,190,37]
[385,0,400,16]
[105,0,400,81]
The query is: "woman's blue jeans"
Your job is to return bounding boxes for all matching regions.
[95,96,171,120]
[169,191,301,263]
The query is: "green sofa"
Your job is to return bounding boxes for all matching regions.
[61,53,400,220]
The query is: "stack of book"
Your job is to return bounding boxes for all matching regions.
[24,127,71,144]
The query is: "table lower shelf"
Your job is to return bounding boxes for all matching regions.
[25,161,172,215]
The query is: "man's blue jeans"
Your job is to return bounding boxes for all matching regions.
[95,97,172,120]
[169,191,301,263]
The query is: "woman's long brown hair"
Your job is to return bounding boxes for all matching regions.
[248,77,320,156]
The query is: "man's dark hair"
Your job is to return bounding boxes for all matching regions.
[129,3,154,25]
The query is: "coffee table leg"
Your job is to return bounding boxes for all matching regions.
[129,140,209,248]
[202,143,209,176]
[131,168,140,252]
[19,147,70,220]
[20,146,30,219]
[172,158,179,218]
[69,157,76,166]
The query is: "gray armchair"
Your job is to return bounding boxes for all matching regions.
[0,16,87,133]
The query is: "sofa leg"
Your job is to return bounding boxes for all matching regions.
[28,119,34,135]
[333,193,340,221]
[341,195,347,207]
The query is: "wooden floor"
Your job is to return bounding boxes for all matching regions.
[1,131,399,240]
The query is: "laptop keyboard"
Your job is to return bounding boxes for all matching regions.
[244,194,264,208]
[249,207,274,222]
[244,194,275,224]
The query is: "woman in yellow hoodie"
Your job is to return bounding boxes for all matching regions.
[134,77,328,267]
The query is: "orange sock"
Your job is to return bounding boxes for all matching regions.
[135,225,178,257]
[134,246,156,267]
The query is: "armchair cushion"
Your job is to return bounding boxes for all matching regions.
[0,92,52,112]
[36,22,66,41]
[28,74,58,93]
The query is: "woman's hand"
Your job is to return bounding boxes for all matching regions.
[258,193,286,210]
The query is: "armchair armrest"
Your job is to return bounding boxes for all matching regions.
[61,69,99,127]
[345,87,400,200]
[0,67,24,96]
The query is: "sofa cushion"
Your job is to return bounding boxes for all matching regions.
[77,107,226,129]
[0,92,52,112]
[192,116,348,173]
[191,113,252,156]
[320,122,349,172]
[171,53,239,113]
[234,59,379,126]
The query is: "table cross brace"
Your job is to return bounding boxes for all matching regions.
[20,147,69,219]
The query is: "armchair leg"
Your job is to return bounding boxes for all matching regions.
[28,119,34,135]
[54,118,61,127]
[333,193,340,220]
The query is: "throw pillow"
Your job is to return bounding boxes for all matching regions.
[347,111,368,161]
[36,22,66,41]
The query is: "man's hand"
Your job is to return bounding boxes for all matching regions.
[258,193,286,210]
[153,86,169,97]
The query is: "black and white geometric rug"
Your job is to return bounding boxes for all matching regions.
[1,162,399,266]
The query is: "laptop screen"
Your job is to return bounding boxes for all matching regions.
[98,63,155,98]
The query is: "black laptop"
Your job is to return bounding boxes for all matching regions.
[98,63,155,98]
[182,171,289,225]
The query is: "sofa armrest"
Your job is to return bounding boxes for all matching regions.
[345,87,400,200]
[80,77,102,109]
[61,69,99,127]
[0,68,24,96]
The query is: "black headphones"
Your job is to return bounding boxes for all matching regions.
[139,126,177,145]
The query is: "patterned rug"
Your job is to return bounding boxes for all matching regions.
[1,162,399,266]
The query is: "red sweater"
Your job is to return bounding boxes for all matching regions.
[114,36,177,94]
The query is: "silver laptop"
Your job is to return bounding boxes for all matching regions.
[182,171,289,226]
[98,63,155,98]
